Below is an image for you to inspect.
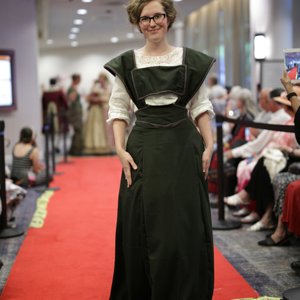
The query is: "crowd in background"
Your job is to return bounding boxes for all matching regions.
[41,71,115,157]
[2,71,116,230]
[206,72,300,276]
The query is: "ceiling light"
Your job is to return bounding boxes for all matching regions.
[74,19,83,25]
[71,41,79,47]
[126,32,134,39]
[71,27,80,33]
[77,9,87,15]
[69,34,77,40]
[81,0,93,2]
[46,39,53,45]
[173,0,183,2]
[110,37,119,43]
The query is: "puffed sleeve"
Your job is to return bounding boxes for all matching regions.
[186,83,215,121]
[107,76,132,125]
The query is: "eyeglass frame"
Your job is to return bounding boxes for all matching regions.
[138,13,167,26]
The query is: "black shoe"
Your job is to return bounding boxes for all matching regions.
[258,235,290,246]
[291,260,300,275]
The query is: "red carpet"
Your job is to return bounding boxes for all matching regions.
[1,157,259,300]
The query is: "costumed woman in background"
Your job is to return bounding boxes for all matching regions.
[104,0,215,299]
[84,72,113,154]
[67,73,83,156]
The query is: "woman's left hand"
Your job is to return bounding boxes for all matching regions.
[280,70,293,93]
[202,148,213,179]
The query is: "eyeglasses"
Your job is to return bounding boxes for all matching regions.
[139,13,166,26]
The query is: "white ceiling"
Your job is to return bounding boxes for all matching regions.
[36,0,209,50]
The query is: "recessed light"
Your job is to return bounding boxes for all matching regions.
[126,32,134,39]
[71,41,79,47]
[81,0,93,3]
[110,37,119,43]
[69,34,77,40]
[77,9,87,15]
[173,0,183,2]
[71,27,80,33]
[74,19,83,25]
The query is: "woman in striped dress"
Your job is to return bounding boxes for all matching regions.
[11,127,48,187]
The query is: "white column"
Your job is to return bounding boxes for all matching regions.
[269,0,293,58]
[0,0,41,156]
[250,0,293,93]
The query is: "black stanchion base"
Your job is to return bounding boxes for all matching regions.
[212,219,242,230]
[34,186,60,193]
[282,287,300,300]
[0,225,24,239]
[54,171,64,176]
[59,159,75,165]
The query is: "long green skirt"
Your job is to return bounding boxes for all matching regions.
[110,105,214,300]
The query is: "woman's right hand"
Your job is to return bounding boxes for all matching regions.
[117,149,137,187]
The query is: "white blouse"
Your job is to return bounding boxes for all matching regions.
[107,47,214,125]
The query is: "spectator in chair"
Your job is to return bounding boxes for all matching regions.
[11,127,50,187]
[224,88,297,223]
[257,158,300,246]
[208,88,257,195]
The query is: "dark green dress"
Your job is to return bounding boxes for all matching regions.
[104,48,215,300]
[67,86,83,155]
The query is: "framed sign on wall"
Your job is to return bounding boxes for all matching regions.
[0,50,16,111]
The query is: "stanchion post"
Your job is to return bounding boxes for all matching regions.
[50,112,56,174]
[34,122,60,193]
[44,123,51,188]
[0,121,8,229]
[216,115,225,221]
[61,109,69,164]
[212,115,241,230]
[0,121,24,238]
[63,124,68,163]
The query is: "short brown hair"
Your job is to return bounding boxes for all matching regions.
[19,127,33,143]
[126,0,177,30]
[71,73,81,82]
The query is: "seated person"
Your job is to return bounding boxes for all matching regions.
[224,88,296,217]
[10,127,50,187]
[209,88,256,194]
[225,146,300,229]
[258,176,300,247]
[247,87,273,140]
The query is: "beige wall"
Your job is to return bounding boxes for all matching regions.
[0,0,40,159]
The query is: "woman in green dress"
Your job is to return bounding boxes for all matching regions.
[104,0,215,299]
[84,73,113,154]
[67,73,83,155]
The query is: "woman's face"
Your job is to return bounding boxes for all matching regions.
[139,1,168,43]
